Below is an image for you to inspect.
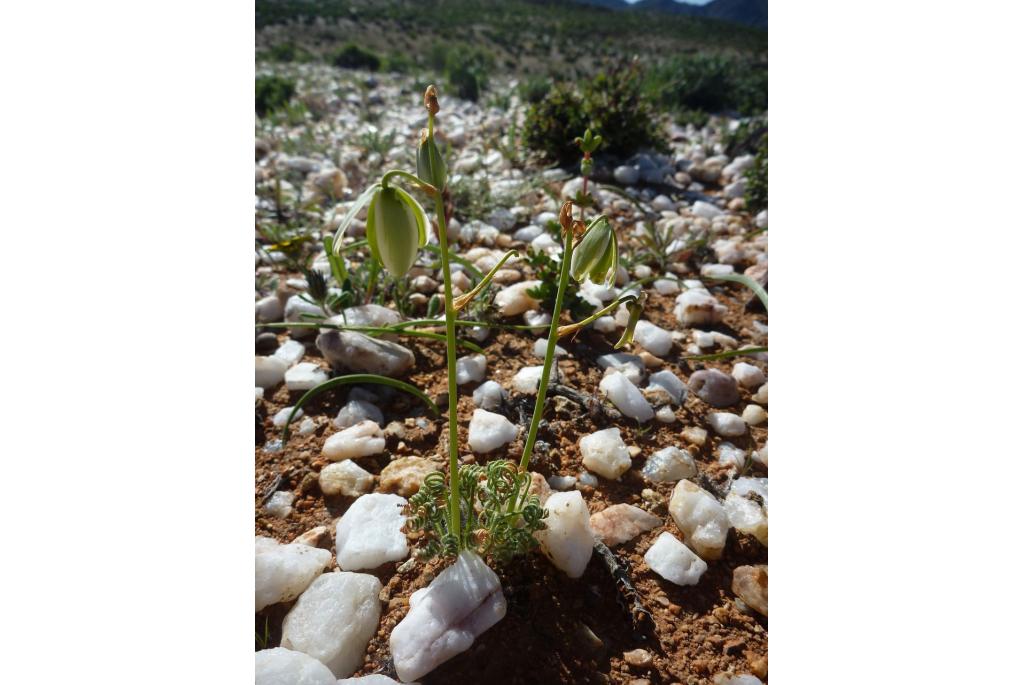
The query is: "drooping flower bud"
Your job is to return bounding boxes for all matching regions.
[424,85,440,116]
[366,186,428,278]
[569,215,618,286]
[417,128,447,191]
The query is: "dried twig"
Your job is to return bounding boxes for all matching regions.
[593,540,655,637]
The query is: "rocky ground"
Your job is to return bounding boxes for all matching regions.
[255,63,768,685]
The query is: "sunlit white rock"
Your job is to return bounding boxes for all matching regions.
[596,352,645,385]
[537,491,594,578]
[273,339,306,367]
[648,370,687,405]
[338,676,401,685]
[335,493,408,570]
[511,364,561,394]
[669,480,729,560]
[717,442,748,470]
[285,296,324,338]
[390,551,506,682]
[633,320,673,357]
[523,309,550,336]
[594,315,617,333]
[533,337,567,358]
[273,406,302,428]
[255,647,336,685]
[644,532,708,586]
[472,380,505,410]
[752,382,768,405]
[548,474,577,490]
[467,409,518,453]
[319,460,374,497]
[334,399,383,429]
[281,572,383,677]
[494,280,541,316]
[256,356,289,389]
[732,362,766,389]
[255,536,332,612]
[590,503,661,546]
[642,446,697,483]
[653,278,680,295]
[708,412,747,437]
[322,421,386,460]
[579,427,632,480]
[743,404,767,425]
[724,477,768,545]
[691,200,724,219]
[455,354,487,385]
[674,289,726,325]
[286,363,329,391]
[265,491,295,518]
[600,371,655,422]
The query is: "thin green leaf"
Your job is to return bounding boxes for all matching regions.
[282,374,438,443]
[684,346,768,362]
[707,272,768,310]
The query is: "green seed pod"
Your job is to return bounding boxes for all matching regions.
[417,132,447,191]
[569,215,618,286]
[366,186,428,278]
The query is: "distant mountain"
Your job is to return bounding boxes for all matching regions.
[574,0,768,30]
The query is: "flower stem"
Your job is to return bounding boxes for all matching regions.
[434,192,462,542]
[519,228,575,473]
[381,169,438,196]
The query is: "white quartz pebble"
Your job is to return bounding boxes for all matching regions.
[511,364,561,394]
[632,320,673,357]
[467,409,518,453]
[724,477,768,545]
[743,404,767,425]
[255,536,332,612]
[596,352,645,385]
[455,354,487,385]
[708,412,747,437]
[537,491,594,578]
[648,370,687,405]
[600,371,655,422]
[494,280,541,316]
[256,356,289,389]
[272,407,302,428]
[285,362,328,391]
[390,551,506,682]
[264,491,295,518]
[322,421,385,460]
[642,446,697,483]
[319,460,374,497]
[547,474,577,490]
[669,480,729,560]
[644,532,708,586]
[338,676,401,685]
[281,572,383,677]
[752,382,768,405]
[273,339,306,367]
[674,289,726,325]
[472,380,506,410]
[732,362,766,389]
[255,647,336,685]
[579,427,632,480]
[335,493,408,570]
[533,337,567,358]
[334,399,383,429]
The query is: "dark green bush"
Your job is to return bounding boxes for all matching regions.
[332,43,381,71]
[264,42,311,63]
[255,75,296,117]
[382,52,414,74]
[644,54,767,118]
[523,64,662,166]
[744,133,767,212]
[518,75,552,104]
[426,43,493,102]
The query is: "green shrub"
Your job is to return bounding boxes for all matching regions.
[426,43,493,102]
[644,54,767,118]
[264,42,311,63]
[523,64,662,165]
[382,52,414,73]
[332,43,381,71]
[744,133,767,212]
[518,75,552,104]
[255,75,296,117]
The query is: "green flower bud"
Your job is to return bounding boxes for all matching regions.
[366,186,428,278]
[580,156,593,178]
[569,215,618,286]
[417,132,447,191]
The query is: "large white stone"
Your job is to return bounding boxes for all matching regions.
[743,404,767,426]
[285,362,328,391]
[579,427,632,480]
[669,480,729,560]
[633,320,673,357]
[273,339,306,367]
[255,647,336,685]
[537,491,594,578]
[322,421,386,460]
[590,503,661,546]
[467,409,518,453]
[335,493,408,570]
[390,551,506,682]
[256,356,289,389]
[255,536,332,612]
[334,399,383,429]
[644,532,708,586]
[319,460,375,497]
[494,280,541,316]
[724,477,768,545]
[511,364,561,394]
[281,572,383,677]
[455,354,487,385]
[708,412,747,437]
[692,200,724,219]
[596,352,645,385]
[642,446,698,483]
[316,331,415,377]
[600,371,655,422]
